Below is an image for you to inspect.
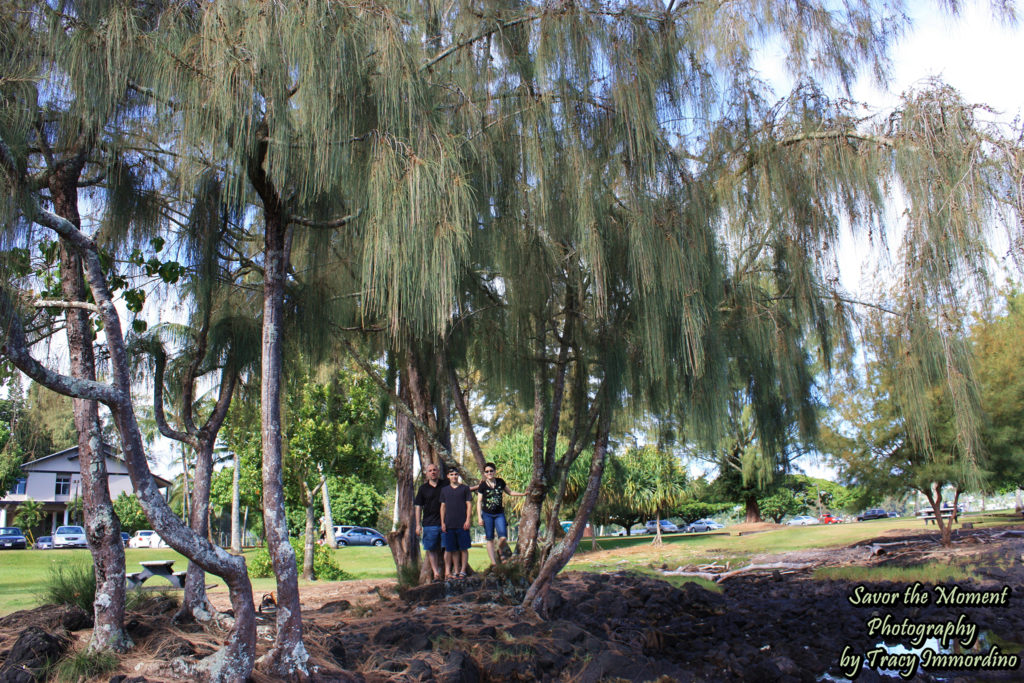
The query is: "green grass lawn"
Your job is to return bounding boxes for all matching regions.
[0,545,493,616]
[566,511,1024,574]
[1,511,1020,616]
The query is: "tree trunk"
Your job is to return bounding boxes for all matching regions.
[387,377,421,582]
[303,488,316,581]
[51,160,129,654]
[523,407,610,614]
[109,398,258,682]
[652,512,663,546]
[230,450,242,552]
[181,446,191,524]
[744,495,762,523]
[58,236,130,653]
[514,370,550,572]
[177,439,218,623]
[259,213,307,675]
[1,209,259,682]
[321,473,337,549]
[923,483,953,547]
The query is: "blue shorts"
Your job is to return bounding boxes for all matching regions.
[481,512,508,541]
[421,525,441,552]
[442,528,471,552]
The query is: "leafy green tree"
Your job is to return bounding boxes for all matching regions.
[112,493,148,535]
[757,489,803,524]
[970,292,1024,496]
[328,476,386,529]
[284,363,386,579]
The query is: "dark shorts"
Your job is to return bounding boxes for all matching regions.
[442,528,472,552]
[481,511,508,540]
[421,525,441,552]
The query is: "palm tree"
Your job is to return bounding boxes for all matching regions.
[13,498,43,539]
[619,448,688,547]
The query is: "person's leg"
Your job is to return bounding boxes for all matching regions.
[427,549,441,579]
[423,527,442,579]
[458,529,471,575]
[482,512,498,566]
[493,513,508,565]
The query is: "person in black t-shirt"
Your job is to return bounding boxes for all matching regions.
[475,461,525,566]
[439,469,472,578]
[413,462,444,581]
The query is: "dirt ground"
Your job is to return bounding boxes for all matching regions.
[2,525,1024,682]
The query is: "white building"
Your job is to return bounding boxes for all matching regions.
[0,446,171,534]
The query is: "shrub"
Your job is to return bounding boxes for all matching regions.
[39,562,173,612]
[40,562,95,612]
[247,537,352,581]
[54,649,118,682]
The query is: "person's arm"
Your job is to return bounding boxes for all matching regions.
[440,501,447,532]
[476,492,484,526]
[505,480,526,497]
[463,497,472,530]
[414,505,423,536]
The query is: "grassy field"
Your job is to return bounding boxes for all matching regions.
[1,511,1020,616]
[566,511,1024,577]
[0,545,493,616]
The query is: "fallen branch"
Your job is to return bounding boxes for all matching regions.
[663,562,811,582]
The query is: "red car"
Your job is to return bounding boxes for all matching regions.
[819,513,843,524]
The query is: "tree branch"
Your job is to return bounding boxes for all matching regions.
[33,299,100,313]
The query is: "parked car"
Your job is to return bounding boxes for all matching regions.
[819,513,842,524]
[335,526,386,547]
[53,525,87,548]
[887,510,902,518]
[34,535,54,550]
[128,529,168,548]
[645,520,680,534]
[856,509,889,521]
[0,527,27,549]
[685,519,724,533]
[787,515,820,526]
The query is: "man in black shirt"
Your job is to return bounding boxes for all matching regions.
[414,463,444,581]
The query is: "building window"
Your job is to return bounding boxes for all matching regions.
[13,478,26,495]
[55,475,71,496]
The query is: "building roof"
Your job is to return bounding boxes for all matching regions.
[20,445,173,489]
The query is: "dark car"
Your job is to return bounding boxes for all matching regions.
[335,526,386,547]
[0,527,28,549]
[856,508,889,521]
[121,532,131,547]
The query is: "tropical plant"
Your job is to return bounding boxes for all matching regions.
[13,497,43,532]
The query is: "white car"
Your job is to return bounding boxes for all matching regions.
[786,515,820,526]
[129,530,168,548]
[53,525,88,548]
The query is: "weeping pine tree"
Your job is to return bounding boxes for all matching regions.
[2,1,1022,680]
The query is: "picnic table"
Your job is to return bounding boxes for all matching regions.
[126,560,187,590]
[920,512,955,525]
